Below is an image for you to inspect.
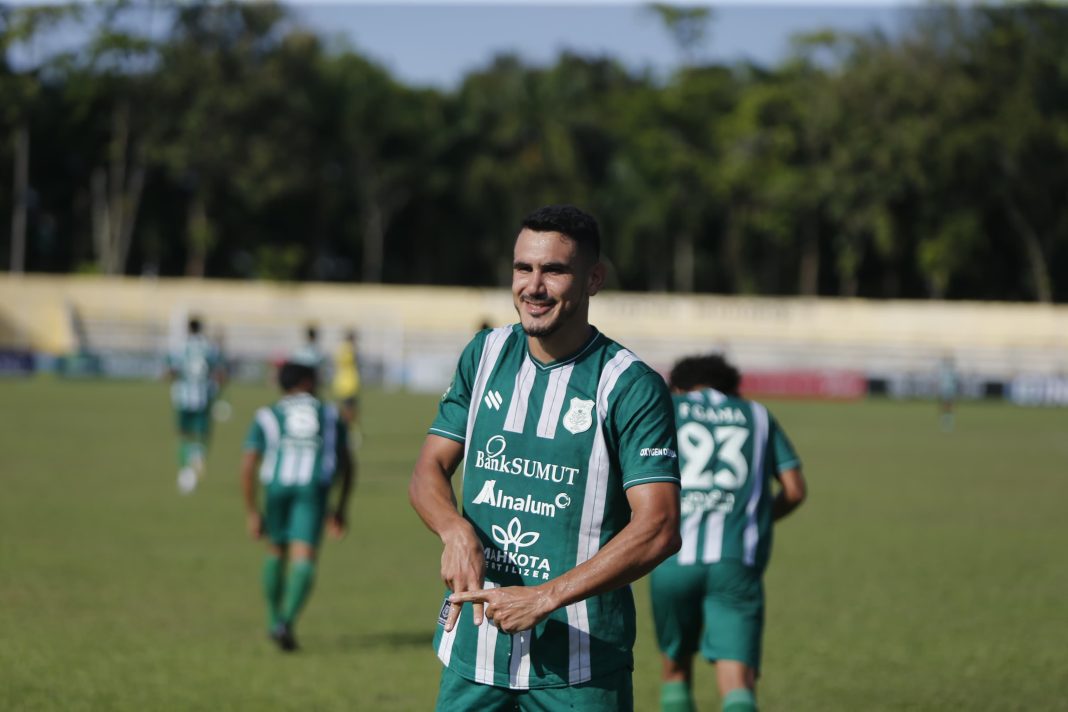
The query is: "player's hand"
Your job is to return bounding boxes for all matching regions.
[327,513,346,540]
[439,523,485,632]
[246,512,263,540]
[449,586,554,635]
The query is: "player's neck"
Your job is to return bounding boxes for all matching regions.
[527,322,596,365]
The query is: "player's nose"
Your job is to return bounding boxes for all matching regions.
[523,270,547,296]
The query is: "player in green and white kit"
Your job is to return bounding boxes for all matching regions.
[291,324,329,383]
[937,355,960,432]
[410,205,682,711]
[240,361,354,652]
[166,317,226,493]
[651,355,807,712]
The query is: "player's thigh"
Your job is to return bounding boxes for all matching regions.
[518,668,633,712]
[175,409,194,434]
[650,558,707,660]
[263,489,296,547]
[701,561,765,672]
[434,666,517,712]
[287,488,328,548]
[176,408,211,437]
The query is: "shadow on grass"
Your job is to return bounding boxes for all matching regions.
[325,630,430,652]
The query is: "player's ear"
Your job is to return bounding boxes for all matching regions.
[586,260,606,296]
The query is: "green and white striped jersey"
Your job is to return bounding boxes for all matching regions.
[672,389,800,572]
[243,393,348,492]
[429,324,680,689]
[168,336,222,411]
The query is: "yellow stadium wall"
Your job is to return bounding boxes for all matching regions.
[2,275,1067,377]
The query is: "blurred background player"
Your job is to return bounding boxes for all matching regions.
[332,328,363,444]
[937,354,960,432]
[209,326,233,423]
[240,361,354,652]
[290,323,329,383]
[651,354,807,712]
[166,316,226,493]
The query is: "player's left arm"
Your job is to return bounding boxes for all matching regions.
[328,423,355,539]
[210,349,229,391]
[773,468,806,520]
[770,416,806,520]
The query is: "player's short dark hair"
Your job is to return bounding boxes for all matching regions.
[306,324,318,342]
[520,205,600,262]
[669,354,742,396]
[278,361,317,392]
[188,317,202,334]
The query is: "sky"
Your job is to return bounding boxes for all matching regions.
[5,1,921,87]
[287,3,914,87]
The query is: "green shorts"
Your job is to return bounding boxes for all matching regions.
[175,408,212,437]
[649,558,765,671]
[263,487,328,547]
[434,664,633,712]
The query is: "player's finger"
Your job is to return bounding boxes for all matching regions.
[448,589,487,626]
[448,589,490,604]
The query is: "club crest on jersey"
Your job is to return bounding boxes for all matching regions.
[562,397,595,434]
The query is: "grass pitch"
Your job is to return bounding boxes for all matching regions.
[1,378,1065,710]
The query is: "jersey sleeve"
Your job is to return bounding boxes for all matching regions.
[610,371,681,490]
[428,332,487,443]
[244,416,266,453]
[770,416,801,474]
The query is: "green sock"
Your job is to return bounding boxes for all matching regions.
[178,441,189,468]
[188,442,205,470]
[281,558,316,625]
[262,555,284,629]
[722,687,757,712]
[660,680,695,712]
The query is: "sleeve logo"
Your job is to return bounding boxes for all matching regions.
[437,599,451,626]
[562,397,595,434]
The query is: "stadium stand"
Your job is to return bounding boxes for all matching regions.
[2,275,1067,395]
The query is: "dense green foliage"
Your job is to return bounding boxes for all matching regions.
[2,1,1067,300]
[1,379,1066,709]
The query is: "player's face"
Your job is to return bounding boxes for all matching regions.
[512,228,603,340]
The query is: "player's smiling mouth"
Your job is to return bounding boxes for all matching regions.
[522,298,555,317]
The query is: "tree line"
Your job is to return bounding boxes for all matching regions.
[2,1,1066,302]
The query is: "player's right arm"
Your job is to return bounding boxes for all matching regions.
[241,414,268,539]
[408,434,484,632]
[409,329,490,630]
[240,450,263,538]
[163,352,179,382]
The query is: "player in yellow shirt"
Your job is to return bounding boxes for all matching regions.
[332,330,361,426]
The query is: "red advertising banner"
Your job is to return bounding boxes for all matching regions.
[740,370,867,400]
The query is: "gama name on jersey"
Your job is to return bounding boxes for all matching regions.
[677,402,749,425]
